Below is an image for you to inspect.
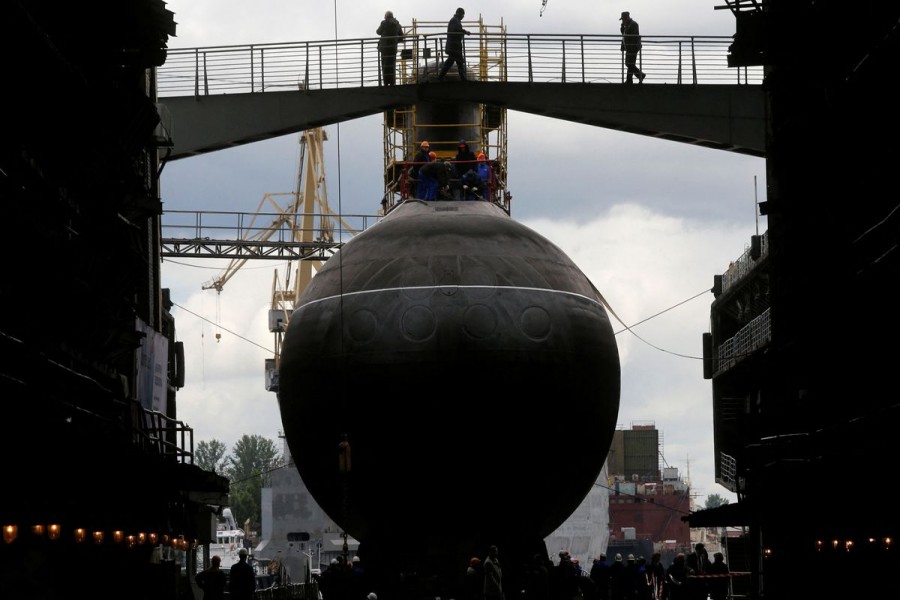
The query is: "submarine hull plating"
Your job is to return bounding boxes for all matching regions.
[278,200,620,567]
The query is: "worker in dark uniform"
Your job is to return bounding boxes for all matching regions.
[619,11,645,84]
[453,139,477,180]
[411,141,431,176]
[438,7,471,81]
[419,153,453,200]
[376,11,404,85]
[229,548,257,600]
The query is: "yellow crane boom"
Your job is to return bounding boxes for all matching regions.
[198,127,357,392]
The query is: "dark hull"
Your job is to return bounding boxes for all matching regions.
[278,200,620,591]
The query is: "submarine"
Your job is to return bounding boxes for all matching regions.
[277,198,620,587]
[276,15,620,596]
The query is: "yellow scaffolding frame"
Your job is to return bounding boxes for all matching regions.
[382,15,510,213]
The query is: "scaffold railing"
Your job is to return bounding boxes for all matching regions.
[160,210,380,260]
[714,307,772,376]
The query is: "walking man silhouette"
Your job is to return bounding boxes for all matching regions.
[619,11,646,84]
[438,7,471,81]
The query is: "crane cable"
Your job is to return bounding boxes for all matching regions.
[540,0,548,17]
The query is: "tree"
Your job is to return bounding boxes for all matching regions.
[195,439,229,474]
[704,494,730,510]
[226,434,280,530]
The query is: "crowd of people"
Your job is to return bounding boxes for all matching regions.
[582,543,729,600]
[457,544,730,600]
[289,543,729,600]
[404,139,497,202]
[195,548,258,600]
[314,555,375,600]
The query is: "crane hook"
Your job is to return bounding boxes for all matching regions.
[540,0,548,17]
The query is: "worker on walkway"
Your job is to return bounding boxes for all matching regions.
[376,11,404,85]
[438,7,471,81]
[619,11,646,84]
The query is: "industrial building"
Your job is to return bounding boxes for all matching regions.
[685,3,900,599]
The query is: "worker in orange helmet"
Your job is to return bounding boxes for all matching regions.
[409,141,432,187]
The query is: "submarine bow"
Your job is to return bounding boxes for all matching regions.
[278,200,620,558]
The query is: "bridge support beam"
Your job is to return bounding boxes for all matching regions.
[160,82,765,159]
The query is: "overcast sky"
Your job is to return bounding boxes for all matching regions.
[160,0,764,511]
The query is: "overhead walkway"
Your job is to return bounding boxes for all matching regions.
[156,30,766,160]
[159,209,377,261]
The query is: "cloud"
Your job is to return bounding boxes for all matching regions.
[164,258,282,450]
[521,204,752,501]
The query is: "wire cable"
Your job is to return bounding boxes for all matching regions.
[173,301,273,354]
[606,288,712,360]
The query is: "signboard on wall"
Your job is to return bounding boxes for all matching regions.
[135,317,168,414]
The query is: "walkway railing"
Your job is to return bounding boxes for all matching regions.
[157,33,762,97]
[160,210,379,260]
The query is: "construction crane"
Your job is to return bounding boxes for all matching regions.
[201,128,334,295]
[198,128,356,392]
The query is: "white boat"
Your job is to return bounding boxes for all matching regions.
[209,507,247,569]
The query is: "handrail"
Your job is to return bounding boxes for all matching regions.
[157,33,762,97]
[161,210,379,242]
[138,406,195,464]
